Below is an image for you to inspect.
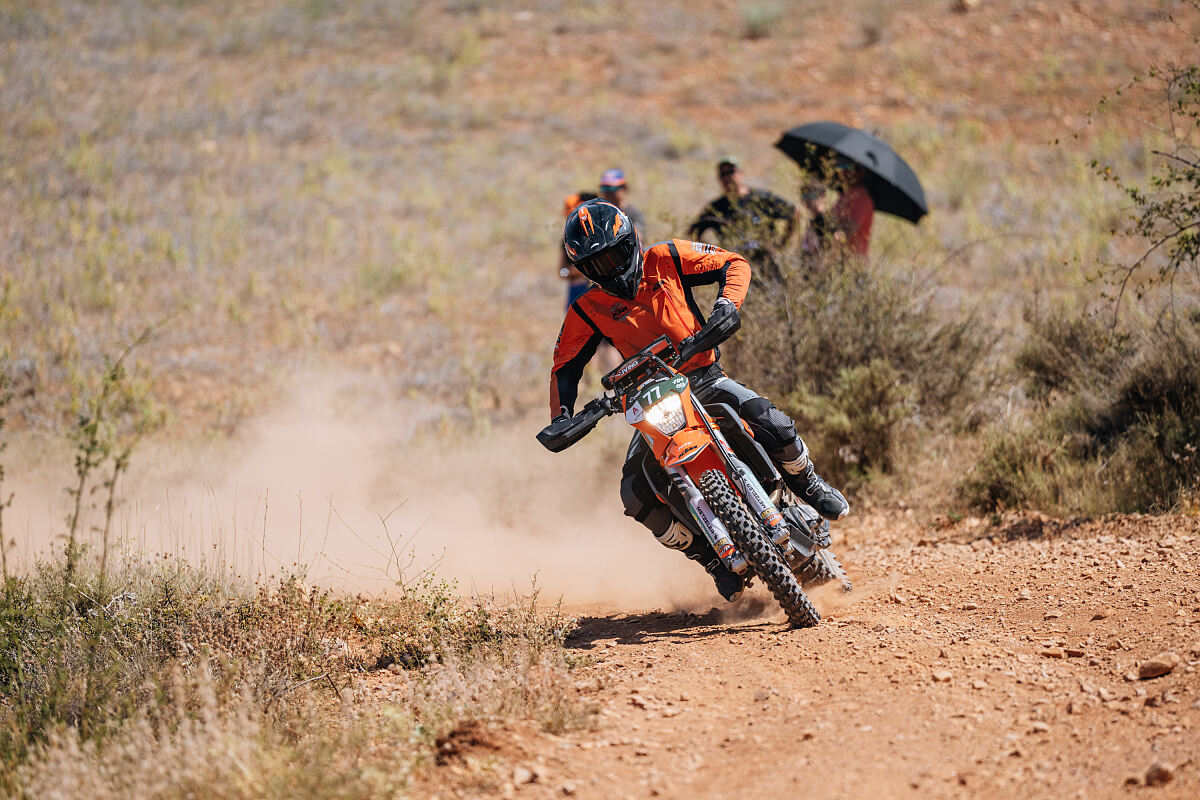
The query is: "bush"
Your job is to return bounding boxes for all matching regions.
[725,254,995,485]
[739,2,784,40]
[1011,302,1131,402]
[0,558,586,796]
[0,561,359,789]
[965,46,1200,515]
[961,305,1200,513]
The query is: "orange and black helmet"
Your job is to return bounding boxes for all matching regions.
[562,199,643,300]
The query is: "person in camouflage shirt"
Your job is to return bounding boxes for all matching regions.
[688,156,797,285]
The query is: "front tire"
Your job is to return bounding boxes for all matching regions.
[699,469,820,628]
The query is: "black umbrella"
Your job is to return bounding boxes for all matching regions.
[775,121,928,223]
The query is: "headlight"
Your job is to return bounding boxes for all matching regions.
[644,393,686,435]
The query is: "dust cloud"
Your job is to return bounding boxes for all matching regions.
[4,371,714,610]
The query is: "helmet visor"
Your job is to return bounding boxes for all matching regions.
[576,237,636,282]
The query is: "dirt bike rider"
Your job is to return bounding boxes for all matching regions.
[549,199,849,601]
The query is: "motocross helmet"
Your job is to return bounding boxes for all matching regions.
[562,199,643,300]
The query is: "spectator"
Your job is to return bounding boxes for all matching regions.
[560,191,598,308]
[688,156,797,284]
[800,159,875,258]
[599,168,646,240]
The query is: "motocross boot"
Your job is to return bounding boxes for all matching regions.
[665,523,745,602]
[703,560,746,603]
[775,439,850,521]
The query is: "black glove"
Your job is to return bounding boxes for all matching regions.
[706,297,739,332]
[679,299,740,363]
[537,398,611,452]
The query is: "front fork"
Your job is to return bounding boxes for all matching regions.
[721,455,834,574]
[725,456,791,548]
[661,446,790,576]
[665,466,749,575]
[687,397,793,549]
[657,398,816,576]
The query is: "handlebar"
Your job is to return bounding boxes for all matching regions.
[535,396,616,453]
[537,308,740,453]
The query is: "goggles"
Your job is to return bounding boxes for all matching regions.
[575,237,636,282]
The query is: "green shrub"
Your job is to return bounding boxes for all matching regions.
[726,254,995,485]
[789,359,912,474]
[961,307,1200,513]
[966,48,1200,515]
[739,2,784,40]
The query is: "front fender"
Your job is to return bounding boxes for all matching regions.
[662,429,712,467]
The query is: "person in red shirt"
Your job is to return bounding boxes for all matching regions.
[549,199,848,601]
[831,166,874,256]
[801,160,875,257]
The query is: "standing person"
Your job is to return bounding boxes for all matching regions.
[800,159,875,258]
[548,199,848,601]
[688,156,798,284]
[560,191,598,308]
[599,168,646,240]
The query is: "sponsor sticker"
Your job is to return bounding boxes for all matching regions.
[717,541,736,560]
[613,358,640,378]
[690,241,719,254]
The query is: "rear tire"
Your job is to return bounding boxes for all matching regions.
[699,469,820,629]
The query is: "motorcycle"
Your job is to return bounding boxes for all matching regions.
[537,333,850,628]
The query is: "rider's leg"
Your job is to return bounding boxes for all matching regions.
[619,438,745,601]
[692,371,849,521]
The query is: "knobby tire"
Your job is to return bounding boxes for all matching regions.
[699,469,820,629]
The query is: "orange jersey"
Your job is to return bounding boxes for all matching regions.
[549,239,751,417]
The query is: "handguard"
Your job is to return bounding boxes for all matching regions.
[536,398,613,452]
[676,301,741,365]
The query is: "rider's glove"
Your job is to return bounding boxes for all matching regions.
[706,297,739,331]
[678,298,741,364]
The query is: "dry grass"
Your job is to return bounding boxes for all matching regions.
[1,0,1191,438]
[1,555,589,797]
[3,2,1200,792]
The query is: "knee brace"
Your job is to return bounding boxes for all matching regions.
[741,397,799,453]
[619,471,673,535]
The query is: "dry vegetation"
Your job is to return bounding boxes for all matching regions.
[1,0,1193,436]
[1,536,588,796]
[2,0,1200,796]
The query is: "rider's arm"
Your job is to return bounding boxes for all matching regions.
[549,305,604,419]
[674,239,751,309]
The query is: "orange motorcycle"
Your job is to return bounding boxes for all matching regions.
[538,335,849,628]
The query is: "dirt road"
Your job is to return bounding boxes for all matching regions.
[438,513,1200,799]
